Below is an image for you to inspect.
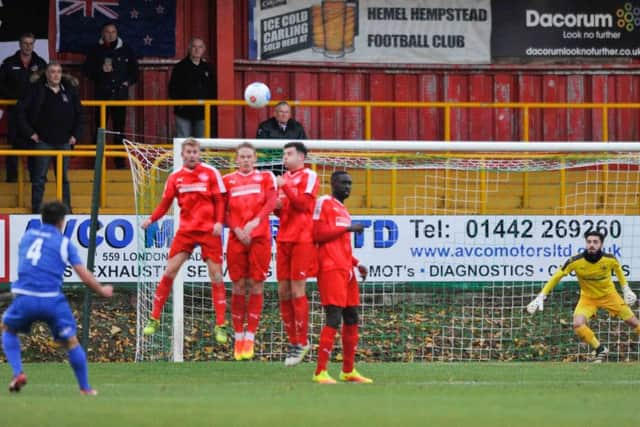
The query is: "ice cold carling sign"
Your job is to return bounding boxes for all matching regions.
[250,0,491,63]
[492,0,640,57]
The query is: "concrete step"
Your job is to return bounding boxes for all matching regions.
[0,168,136,212]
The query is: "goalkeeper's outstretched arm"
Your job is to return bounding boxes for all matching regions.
[527,266,568,314]
[614,260,638,305]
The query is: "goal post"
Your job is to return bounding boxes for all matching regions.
[126,139,640,362]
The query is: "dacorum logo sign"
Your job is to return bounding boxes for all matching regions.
[492,0,640,58]
[525,10,613,28]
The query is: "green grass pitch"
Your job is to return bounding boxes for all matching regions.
[0,362,637,427]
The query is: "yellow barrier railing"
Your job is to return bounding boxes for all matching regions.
[77,99,640,143]
[0,99,638,211]
[0,99,634,142]
[0,149,130,209]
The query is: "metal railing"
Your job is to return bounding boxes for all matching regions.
[0,149,130,209]
[1,98,636,141]
[78,99,640,142]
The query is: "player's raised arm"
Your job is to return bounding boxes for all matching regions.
[72,264,113,298]
[63,233,113,298]
[613,258,638,305]
[527,259,572,314]
[143,176,177,228]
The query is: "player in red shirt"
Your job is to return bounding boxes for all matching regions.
[223,142,277,360]
[275,141,319,366]
[312,171,371,384]
[141,139,228,344]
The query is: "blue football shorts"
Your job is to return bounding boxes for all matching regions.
[2,294,77,341]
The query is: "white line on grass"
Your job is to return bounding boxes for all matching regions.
[401,380,640,386]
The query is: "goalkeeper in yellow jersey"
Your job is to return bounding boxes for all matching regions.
[527,230,639,362]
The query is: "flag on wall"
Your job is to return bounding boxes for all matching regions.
[56,0,176,57]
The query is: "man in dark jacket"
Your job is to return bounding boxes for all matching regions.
[256,101,307,174]
[168,37,216,137]
[0,32,47,182]
[256,101,307,139]
[83,22,138,168]
[16,62,81,213]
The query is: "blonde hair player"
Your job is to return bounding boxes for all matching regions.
[141,139,229,344]
[223,142,278,360]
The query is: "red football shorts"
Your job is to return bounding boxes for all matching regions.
[276,241,318,281]
[227,236,272,282]
[169,230,222,263]
[317,268,359,307]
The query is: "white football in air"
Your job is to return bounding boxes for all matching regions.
[244,82,271,108]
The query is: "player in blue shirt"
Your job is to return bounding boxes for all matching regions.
[1,201,113,395]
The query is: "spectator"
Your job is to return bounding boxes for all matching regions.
[256,101,307,139]
[83,22,138,168]
[168,37,216,138]
[16,62,81,213]
[256,101,307,174]
[0,32,47,182]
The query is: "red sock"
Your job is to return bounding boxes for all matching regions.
[280,299,297,345]
[231,293,246,334]
[342,324,358,373]
[246,293,264,335]
[151,275,174,319]
[292,296,309,346]
[212,282,226,326]
[315,326,337,375]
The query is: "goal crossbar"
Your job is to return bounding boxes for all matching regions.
[177,139,640,153]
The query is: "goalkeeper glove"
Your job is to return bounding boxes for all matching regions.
[623,286,637,306]
[526,293,546,314]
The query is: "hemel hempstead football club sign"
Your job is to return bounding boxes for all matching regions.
[250,0,491,64]
[492,0,640,57]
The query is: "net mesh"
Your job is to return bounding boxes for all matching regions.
[124,139,640,362]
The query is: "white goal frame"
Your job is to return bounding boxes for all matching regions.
[166,138,640,362]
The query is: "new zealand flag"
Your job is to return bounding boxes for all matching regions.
[56,0,176,57]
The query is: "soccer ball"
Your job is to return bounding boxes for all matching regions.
[244,82,271,108]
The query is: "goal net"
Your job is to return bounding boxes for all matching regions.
[125,139,640,362]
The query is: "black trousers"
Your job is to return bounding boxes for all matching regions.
[31,142,71,214]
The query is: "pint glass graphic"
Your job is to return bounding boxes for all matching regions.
[322,0,346,58]
[311,5,324,52]
[344,2,356,53]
